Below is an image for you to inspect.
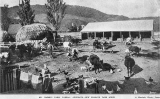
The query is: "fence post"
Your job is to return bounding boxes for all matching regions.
[13,69,17,90]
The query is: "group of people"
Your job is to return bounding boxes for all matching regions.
[93,39,113,51]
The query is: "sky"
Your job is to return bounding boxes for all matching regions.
[0,0,160,18]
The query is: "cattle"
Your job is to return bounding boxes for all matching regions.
[16,44,28,59]
[102,63,115,73]
[89,54,104,74]
[124,55,135,77]
[128,46,141,56]
[9,44,16,51]
[71,38,82,45]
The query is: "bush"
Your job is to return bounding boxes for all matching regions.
[2,32,15,42]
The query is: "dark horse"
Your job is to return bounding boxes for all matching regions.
[89,54,103,74]
[124,55,135,77]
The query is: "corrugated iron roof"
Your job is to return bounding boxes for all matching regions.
[81,20,153,32]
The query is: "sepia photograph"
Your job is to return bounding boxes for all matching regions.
[0,0,160,98]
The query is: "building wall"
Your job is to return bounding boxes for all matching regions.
[81,31,153,41]
[58,32,81,39]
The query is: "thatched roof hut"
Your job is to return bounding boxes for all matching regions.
[16,23,55,42]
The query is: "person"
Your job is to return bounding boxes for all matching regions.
[125,37,133,45]
[42,75,54,93]
[47,42,55,58]
[93,40,98,51]
[71,48,79,61]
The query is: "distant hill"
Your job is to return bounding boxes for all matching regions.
[7,5,159,32]
[7,5,129,31]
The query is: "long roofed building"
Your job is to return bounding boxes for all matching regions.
[81,20,154,41]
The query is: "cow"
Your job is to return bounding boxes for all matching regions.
[9,44,16,51]
[89,54,104,74]
[71,38,82,45]
[124,55,135,77]
[16,44,28,59]
[128,46,141,56]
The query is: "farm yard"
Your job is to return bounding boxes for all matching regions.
[2,40,160,94]
[0,0,160,96]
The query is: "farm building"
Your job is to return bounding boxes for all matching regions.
[81,20,154,41]
[58,32,81,39]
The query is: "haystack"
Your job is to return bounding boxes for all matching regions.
[16,23,54,42]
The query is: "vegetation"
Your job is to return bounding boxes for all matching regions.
[1,5,10,31]
[2,31,15,42]
[7,5,159,32]
[17,0,35,26]
[45,0,67,33]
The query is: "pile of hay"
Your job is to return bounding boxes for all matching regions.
[16,23,54,42]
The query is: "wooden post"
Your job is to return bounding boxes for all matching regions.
[103,32,104,38]
[151,31,154,40]
[120,32,123,42]
[88,32,90,39]
[111,32,113,41]
[129,31,131,38]
[139,32,142,41]
[94,32,96,39]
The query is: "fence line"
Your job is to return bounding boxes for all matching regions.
[0,67,21,93]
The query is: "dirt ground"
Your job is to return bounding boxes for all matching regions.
[3,40,160,94]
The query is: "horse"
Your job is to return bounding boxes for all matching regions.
[89,54,104,74]
[124,55,135,77]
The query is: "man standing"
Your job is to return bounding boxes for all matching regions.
[47,42,55,58]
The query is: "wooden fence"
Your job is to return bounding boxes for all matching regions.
[0,66,21,93]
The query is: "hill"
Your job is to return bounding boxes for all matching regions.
[7,5,159,32]
[7,5,129,31]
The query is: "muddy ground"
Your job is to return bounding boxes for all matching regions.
[3,40,160,94]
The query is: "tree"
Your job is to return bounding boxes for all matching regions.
[1,5,10,31]
[68,23,78,32]
[45,0,67,38]
[2,31,15,42]
[17,0,35,26]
